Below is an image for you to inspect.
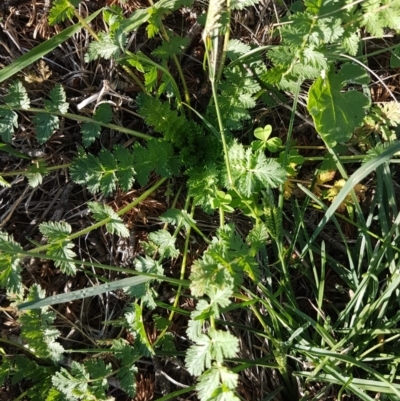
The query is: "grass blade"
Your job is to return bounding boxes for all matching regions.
[18,275,153,310]
[0,9,103,83]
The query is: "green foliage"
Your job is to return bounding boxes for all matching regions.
[0,231,23,293]
[227,141,287,197]
[0,356,57,401]
[263,0,400,89]
[85,32,122,63]
[34,84,69,144]
[0,81,30,142]
[88,201,129,237]
[307,63,370,146]
[19,285,65,361]
[111,339,138,397]
[4,80,31,109]
[48,0,81,25]
[3,1,400,400]
[52,359,112,400]
[133,139,181,186]
[26,160,48,188]
[124,255,164,309]
[39,221,77,275]
[148,229,180,258]
[70,146,136,195]
[81,104,113,147]
[152,36,190,60]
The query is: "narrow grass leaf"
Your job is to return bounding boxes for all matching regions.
[0,9,103,84]
[18,275,153,310]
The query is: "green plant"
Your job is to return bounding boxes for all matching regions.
[1,0,400,400]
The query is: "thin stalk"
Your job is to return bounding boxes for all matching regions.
[159,24,191,106]
[215,0,231,82]
[121,64,147,93]
[126,50,183,107]
[1,163,71,177]
[72,6,100,41]
[1,106,152,140]
[153,197,194,348]
[29,177,167,254]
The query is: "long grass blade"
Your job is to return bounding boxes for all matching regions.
[0,9,103,83]
[18,275,153,310]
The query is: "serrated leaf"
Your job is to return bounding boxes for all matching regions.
[113,145,136,191]
[0,109,18,143]
[34,113,59,145]
[88,201,129,237]
[307,65,370,146]
[228,142,286,197]
[70,147,135,195]
[152,36,189,59]
[47,243,77,275]
[111,339,138,397]
[209,328,239,363]
[85,32,121,63]
[246,223,269,252]
[45,85,69,113]
[0,176,11,188]
[4,81,30,109]
[26,160,48,188]
[40,221,71,242]
[52,359,109,400]
[123,256,163,309]
[133,140,180,186]
[93,103,113,124]
[48,0,81,25]
[197,365,239,401]
[19,285,64,361]
[185,334,213,376]
[159,208,196,230]
[148,230,179,258]
[81,121,101,147]
[226,39,251,60]
[0,231,23,293]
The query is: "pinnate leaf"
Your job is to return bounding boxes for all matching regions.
[34,113,59,145]
[152,36,189,59]
[111,339,138,397]
[81,104,113,147]
[40,221,71,241]
[0,109,18,143]
[85,32,121,62]
[228,142,286,197]
[45,84,69,113]
[70,147,135,195]
[40,221,77,275]
[148,230,179,258]
[197,365,239,401]
[49,0,81,25]
[185,329,239,376]
[19,285,64,361]
[88,201,129,238]
[0,231,23,293]
[4,81,30,109]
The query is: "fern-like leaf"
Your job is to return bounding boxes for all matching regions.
[0,231,23,293]
[39,221,77,275]
[111,339,138,397]
[88,201,129,237]
[48,0,81,25]
[81,103,113,147]
[227,142,286,197]
[19,285,64,361]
